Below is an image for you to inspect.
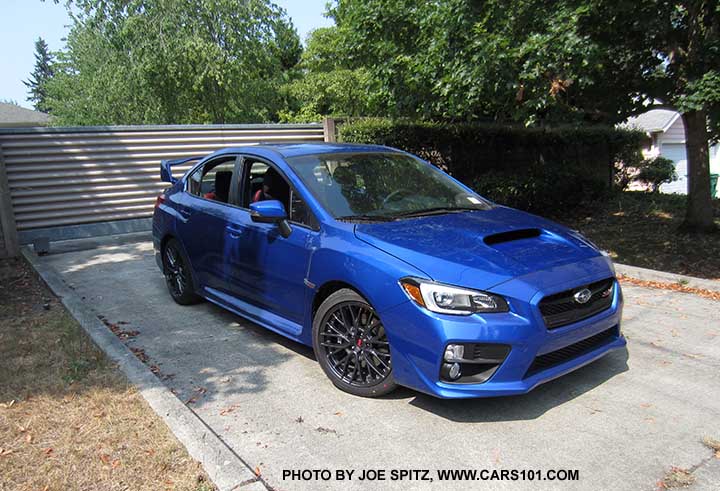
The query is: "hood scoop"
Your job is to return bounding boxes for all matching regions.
[484,228,541,246]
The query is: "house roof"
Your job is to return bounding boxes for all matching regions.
[0,103,50,127]
[624,109,679,133]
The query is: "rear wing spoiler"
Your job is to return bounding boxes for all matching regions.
[160,156,203,183]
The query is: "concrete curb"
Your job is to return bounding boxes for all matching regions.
[21,247,268,491]
[615,263,720,293]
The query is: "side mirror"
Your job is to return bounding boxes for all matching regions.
[250,200,292,238]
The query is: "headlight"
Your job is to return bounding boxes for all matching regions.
[399,278,509,315]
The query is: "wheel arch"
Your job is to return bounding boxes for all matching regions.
[311,280,371,320]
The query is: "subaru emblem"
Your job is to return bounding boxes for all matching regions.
[574,288,592,304]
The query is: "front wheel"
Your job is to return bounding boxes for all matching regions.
[313,289,397,397]
[162,239,201,305]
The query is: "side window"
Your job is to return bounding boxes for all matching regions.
[187,157,237,204]
[243,159,318,229]
[290,189,319,229]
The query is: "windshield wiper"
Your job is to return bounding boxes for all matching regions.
[336,214,399,222]
[394,207,480,218]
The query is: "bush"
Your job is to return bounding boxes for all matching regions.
[338,118,644,212]
[636,156,678,192]
[471,165,608,213]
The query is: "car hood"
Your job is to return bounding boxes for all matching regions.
[354,207,602,290]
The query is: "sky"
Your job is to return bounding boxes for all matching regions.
[0,0,334,109]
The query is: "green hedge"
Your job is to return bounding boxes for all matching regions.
[338,118,645,212]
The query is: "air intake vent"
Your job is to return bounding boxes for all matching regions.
[484,228,541,246]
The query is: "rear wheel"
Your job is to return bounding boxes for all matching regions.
[313,289,397,397]
[162,239,201,305]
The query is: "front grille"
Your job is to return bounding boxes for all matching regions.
[525,326,618,377]
[539,278,614,329]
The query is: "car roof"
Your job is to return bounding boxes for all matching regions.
[212,142,400,159]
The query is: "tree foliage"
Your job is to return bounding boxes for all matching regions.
[46,0,301,125]
[24,38,55,113]
[279,27,380,122]
[327,0,612,123]
[573,0,719,230]
[328,0,719,231]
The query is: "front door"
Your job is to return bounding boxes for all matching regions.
[226,157,318,327]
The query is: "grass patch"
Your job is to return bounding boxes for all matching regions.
[0,257,215,491]
[551,191,720,280]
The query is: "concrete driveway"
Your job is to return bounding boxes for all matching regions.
[37,236,720,491]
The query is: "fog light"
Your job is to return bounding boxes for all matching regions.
[449,362,461,380]
[444,344,464,362]
[441,362,462,381]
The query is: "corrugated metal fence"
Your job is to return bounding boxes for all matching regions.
[0,124,326,256]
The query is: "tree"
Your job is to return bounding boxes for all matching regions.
[279,27,380,122]
[46,0,301,125]
[574,0,719,232]
[23,38,55,113]
[328,0,619,122]
[330,0,719,232]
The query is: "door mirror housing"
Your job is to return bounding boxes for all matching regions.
[250,200,292,238]
[250,200,287,222]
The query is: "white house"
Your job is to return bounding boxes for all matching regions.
[624,109,719,197]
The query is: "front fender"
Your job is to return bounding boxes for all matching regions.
[300,226,426,344]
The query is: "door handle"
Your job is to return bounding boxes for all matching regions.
[226,226,244,239]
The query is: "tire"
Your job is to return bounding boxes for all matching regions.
[312,289,398,397]
[162,238,202,305]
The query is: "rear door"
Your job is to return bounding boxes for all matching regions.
[174,155,242,294]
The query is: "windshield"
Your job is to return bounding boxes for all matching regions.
[287,152,492,219]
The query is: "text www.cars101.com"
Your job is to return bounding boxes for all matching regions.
[282,468,580,482]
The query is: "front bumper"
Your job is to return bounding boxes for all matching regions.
[381,265,625,399]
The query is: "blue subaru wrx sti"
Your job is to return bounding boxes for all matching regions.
[152,143,625,399]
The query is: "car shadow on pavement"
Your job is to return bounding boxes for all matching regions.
[406,348,629,422]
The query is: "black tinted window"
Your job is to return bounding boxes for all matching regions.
[287,152,490,218]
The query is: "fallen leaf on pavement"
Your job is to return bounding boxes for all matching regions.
[618,275,720,301]
[255,466,262,477]
[219,404,241,416]
[316,426,337,435]
[702,437,720,451]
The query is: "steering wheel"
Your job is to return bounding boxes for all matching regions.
[382,188,414,206]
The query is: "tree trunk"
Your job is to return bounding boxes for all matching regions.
[680,110,717,233]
